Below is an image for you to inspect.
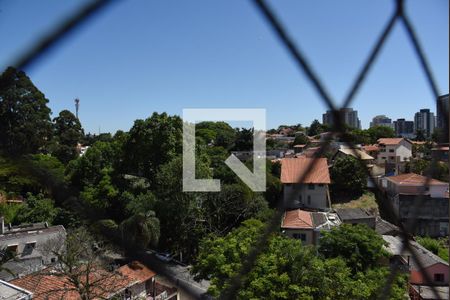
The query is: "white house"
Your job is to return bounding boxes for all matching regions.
[280,157,331,211]
[377,138,412,165]
[281,209,341,245]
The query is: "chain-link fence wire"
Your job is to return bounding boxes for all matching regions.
[6,0,448,299]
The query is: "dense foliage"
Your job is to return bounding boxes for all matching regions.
[330,156,368,197]
[192,220,406,299]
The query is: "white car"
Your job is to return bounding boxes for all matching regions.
[155,252,172,262]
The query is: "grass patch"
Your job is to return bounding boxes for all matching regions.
[332,191,378,215]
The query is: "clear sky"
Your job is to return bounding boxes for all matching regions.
[0,0,448,133]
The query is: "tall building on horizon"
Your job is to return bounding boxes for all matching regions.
[414,109,435,138]
[322,108,361,129]
[436,94,449,143]
[393,118,414,139]
[370,115,394,129]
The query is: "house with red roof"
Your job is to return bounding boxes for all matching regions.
[281,209,341,245]
[10,261,178,300]
[280,157,331,211]
[384,173,449,237]
[377,138,412,165]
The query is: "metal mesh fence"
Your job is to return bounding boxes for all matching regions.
[6,0,449,299]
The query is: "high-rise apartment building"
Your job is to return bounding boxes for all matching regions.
[414,109,435,138]
[370,115,394,129]
[436,94,449,143]
[322,108,361,129]
[393,118,414,139]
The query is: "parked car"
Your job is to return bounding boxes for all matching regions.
[155,252,172,262]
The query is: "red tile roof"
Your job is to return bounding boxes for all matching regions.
[378,138,409,145]
[280,157,330,184]
[387,173,447,186]
[281,209,313,229]
[118,261,156,283]
[363,144,379,152]
[10,262,156,300]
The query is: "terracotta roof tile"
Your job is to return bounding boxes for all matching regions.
[10,262,156,300]
[387,173,447,186]
[118,261,156,283]
[378,138,409,145]
[281,209,313,229]
[280,157,330,184]
[363,144,379,152]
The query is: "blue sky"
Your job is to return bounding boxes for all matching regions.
[0,0,448,133]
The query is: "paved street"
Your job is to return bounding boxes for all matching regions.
[134,251,211,299]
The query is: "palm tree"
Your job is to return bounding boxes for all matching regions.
[120,211,160,249]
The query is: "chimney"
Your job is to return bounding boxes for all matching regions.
[0,216,4,234]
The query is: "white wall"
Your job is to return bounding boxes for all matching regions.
[283,184,329,210]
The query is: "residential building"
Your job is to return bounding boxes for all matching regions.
[409,285,449,300]
[362,144,379,159]
[431,146,449,162]
[394,118,415,139]
[370,115,394,129]
[281,209,341,245]
[436,93,449,143]
[383,235,449,287]
[0,279,33,300]
[322,108,361,129]
[377,138,412,165]
[280,157,331,210]
[335,208,375,228]
[414,109,435,138]
[10,261,178,300]
[332,148,374,164]
[293,144,306,154]
[0,218,66,281]
[383,173,449,237]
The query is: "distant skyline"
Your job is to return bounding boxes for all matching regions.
[0,0,448,133]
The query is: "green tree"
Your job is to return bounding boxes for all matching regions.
[318,224,387,272]
[50,110,83,164]
[192,219,405,299]
[0,67,52,155]
[307,119,325,136]
[15,192,60,224]
[331,156,367,196]
[366,125,395,144]
[293,134,308,146]
[196,121,236,149]
[119,211,160,249]
[120,112,182,184]
[415,129,426,141]
[233,128,253,151]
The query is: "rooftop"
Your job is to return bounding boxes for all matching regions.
[0,279,33,300]
[386,173,448,186]
[410,285,449,300]
[281,209,340,230]
[362,144,379,152]
[10,261,157,300]
[280,157,330,184]
[382,235,448,270]
[378,138,409,145]
[335,208,374,221]
[337,148,374,160]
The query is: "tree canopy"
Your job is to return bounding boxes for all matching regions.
[0,67,52,155]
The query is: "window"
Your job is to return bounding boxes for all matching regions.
[6,244,18,254]
[298,195,302,202]
[434,273,445,282]
[318,184,324,187]
[293,233,306,241]
[389,149,394,152]
[308,184,315,190]
[307,195,311,205]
